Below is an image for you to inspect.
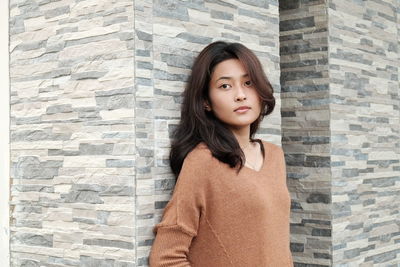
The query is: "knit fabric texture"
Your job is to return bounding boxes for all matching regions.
[149,140,294,267]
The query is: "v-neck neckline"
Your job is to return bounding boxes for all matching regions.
[242,140,268,173]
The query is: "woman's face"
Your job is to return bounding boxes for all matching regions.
[206,58,262,131]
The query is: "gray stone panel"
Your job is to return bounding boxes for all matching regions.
[9,0,136,265]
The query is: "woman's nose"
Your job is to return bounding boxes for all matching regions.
[235,85,247,101]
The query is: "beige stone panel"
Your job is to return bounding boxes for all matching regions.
[52,123,82,133]
[78,225,134,238]
[99,109,134,120]
[12,245,66,257]
[42,221,80,231]
[41,112,79,121]
[102,197,135,206]
[63,156,105,167]
[70,0,130,18]
[12,48,47,60]
[13,211,42,221]
[11,102,46,117]
[54,184,72,194]
[94,204,134,212]
[369,103,394,113]
[64,79,105,94]
[10,151,49,161]
[23,16,52,31]
[99,69,133,82]
[10,5,20,16]
[100,78,134,91]
[37,192,60,200]
[39,0,74,10]
[53,241,75,249]
[136,68,152,79]
[43,208,73,221]
[9,39,22,53]
[347,135,368,146]
[53,176,72,185]
[64,25,119,41]
[77,17,106,30]
[342,160,368,169]
[332,194,349,202]
[54,231,83,244]
[15,27,57,43]
[11,192,39,202]
[69,97,97,108]
[236,15,266,28]
[154,23,184,37]
[154,35,187,50]
[61,140,80,151]
[74,57,131,72]
[136,179,153,195]
[70,132,103,141]
[12,80,42,98]
[82,167,133,176]
[330,57,374,72]
[11,61,59,78]
[69,245,135,260]
[73,175,133,186]
[73,208,97,218]
[59,40,128,60]
[204,2,235,13]
[112,144,134,155]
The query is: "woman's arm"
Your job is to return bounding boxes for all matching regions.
[149,149,207,267]
[149,225,194,267]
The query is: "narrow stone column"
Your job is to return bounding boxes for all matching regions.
[280,0,332,265]
[280,0,400,266]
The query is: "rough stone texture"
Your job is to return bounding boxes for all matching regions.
[136,0,282,265]
[9,0,282,266]
[280,0,400,266]
[280,1,332,266]
[328,0,400,266]
[9,0,399,266]
[9,0,136,266]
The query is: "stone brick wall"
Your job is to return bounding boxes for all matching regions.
[9,0,281,266]
[9,0,136,266]
[280,0,332,266]
[9,0,400,266]
[329,0,400,265]
[280,0,400,266]
[136,0,282,265]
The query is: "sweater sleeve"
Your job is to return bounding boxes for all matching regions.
[149,149,207,267]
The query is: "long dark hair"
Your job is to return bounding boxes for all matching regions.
[169,41,275,178]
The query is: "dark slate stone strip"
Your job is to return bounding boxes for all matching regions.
[280,16,315,31]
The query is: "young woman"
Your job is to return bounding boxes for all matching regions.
[149,41,293,266]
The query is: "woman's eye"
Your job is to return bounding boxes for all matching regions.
[219,84,231,89]
[245,80,252,86]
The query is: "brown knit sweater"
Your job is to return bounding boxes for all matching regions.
[149,140,294,267]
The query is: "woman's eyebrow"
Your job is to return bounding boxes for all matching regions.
[215,73,249,82]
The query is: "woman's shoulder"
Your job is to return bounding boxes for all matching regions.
[183,141,226,172]
[185,141,214,164]
[190,140,283,156]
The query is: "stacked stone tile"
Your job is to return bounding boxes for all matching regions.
[140,1,282,266]
[329,0,400,266]
[281,0,400,266]
[9,0,400,266]
[9,0,282,266]
[280,0,332,265]
[10,0,136,266]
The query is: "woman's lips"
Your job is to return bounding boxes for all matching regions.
[234,107,250,113]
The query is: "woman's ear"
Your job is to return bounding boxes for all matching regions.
[204,100,212,111]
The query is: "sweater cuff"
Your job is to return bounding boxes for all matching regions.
[150,225,194,267]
